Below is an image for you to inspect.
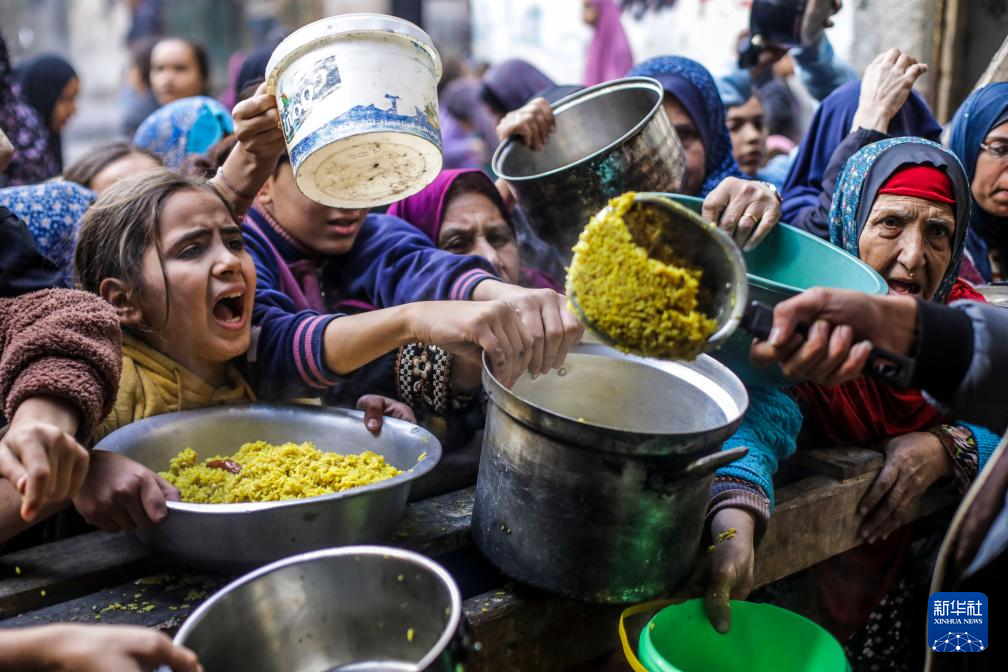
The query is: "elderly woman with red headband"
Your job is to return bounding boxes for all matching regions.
[700,137,1001,670]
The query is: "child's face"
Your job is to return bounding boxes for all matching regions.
[261,162,369,256]
[137,189,256,383]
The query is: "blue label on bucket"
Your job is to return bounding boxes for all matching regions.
[928,592,987,652]
[289,94,441,168]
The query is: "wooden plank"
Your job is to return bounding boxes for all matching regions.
[387,486,475,557]
[0,570,225,632]
[0,532,167,619]
[0,486,477,619]
[462,585,622,672]
[790,446,884,481]
[754,474,956,587]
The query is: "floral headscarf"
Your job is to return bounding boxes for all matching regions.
[828,136,970,304]
[627,56,745,197]
[133,96,234,169]
[0,180,95,280]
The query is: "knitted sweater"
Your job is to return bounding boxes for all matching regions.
[0,289,121,439]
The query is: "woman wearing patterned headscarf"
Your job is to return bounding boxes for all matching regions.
[947,82,1008,282]
[15,54,79,172]
[628,56,746,197]
[0,181,95,282]
[0,35,59,187]
[133,96,234,169]
[704,137,999,670]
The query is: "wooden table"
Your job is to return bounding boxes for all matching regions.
[0,447,955,671]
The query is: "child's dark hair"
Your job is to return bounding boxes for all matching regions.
[75,167,227,323]
[144,36,211,93]
[63,140,163,190]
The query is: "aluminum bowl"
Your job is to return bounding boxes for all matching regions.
[174,546,467,672]
[492,77,685,263]
[95,404,441,573]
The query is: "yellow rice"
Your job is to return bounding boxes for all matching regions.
[567,192,717,360]
[161,441,401,504]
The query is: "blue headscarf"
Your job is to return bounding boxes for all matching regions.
[946,82,1008,282]
[0,180,95,281]
[829,137,970,304]
[133,96,234,169]
[627,56,745,197]
[782,80,943,225]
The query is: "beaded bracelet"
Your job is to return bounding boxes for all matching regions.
[926,424,979,494]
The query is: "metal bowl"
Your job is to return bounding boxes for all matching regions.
[484,341,749,456]
[95,404,441,572]
[492,77,685,263]
[174,546,466,672]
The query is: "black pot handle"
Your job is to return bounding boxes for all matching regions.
[740,301,916,389]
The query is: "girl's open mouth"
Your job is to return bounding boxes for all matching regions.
[888,279,922,296]
[212,291,246,328]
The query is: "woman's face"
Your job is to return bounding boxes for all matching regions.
[260,162,368,256]
[582,0,599,26]
[439,189,520,284]
[726,96,765,177]
[972,120,1008,218]
[51,76,79,133]
[663,95,706,196]
[90,152,162,193]
[135,189,256,385]
[858,193,956,301]
[150,39,205,105]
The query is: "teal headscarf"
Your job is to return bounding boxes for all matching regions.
[133,96,234,169]
[828,136,970,304]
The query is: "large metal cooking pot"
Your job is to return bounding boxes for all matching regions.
[174,546,469,672]
[95,404,440,573]
[472,343,749,604]
[492,77,685,263]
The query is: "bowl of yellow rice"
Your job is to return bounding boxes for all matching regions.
[94,404,441,572]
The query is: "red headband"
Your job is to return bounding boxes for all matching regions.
[877,165,955,204]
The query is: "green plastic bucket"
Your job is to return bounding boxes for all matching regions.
[636,599,849,671]
[655,194,888,387]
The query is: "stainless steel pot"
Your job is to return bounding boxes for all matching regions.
[95,404,440,573]
[492,77,685,264]
[174,546,469,672]
[472,343,748,604]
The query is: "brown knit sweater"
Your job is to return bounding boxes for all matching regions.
[0,289,121,439]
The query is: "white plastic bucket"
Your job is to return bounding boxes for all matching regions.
[266,14,443,209]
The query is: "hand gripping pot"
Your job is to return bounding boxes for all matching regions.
[266,14,444,208]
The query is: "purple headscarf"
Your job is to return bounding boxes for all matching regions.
[0,36,60,187]
[481,60,555,116]
[387,169,562,291]
[583,0,633,86]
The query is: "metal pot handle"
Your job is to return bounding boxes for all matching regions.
[678,447,749,480]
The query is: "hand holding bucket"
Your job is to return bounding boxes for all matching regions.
[265,14,444,209]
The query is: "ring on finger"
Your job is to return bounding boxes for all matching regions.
[739,212,758,228]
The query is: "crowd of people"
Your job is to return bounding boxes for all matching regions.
[0,0,1006,669]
